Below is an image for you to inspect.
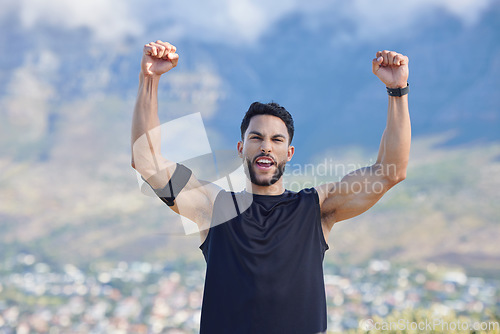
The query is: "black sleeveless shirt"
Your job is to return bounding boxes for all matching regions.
[199,188,329,334]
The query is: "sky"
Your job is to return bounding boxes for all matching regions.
[5,0,495,46]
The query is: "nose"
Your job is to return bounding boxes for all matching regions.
[260,140,271,153]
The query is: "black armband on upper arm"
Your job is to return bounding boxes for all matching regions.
[143,163,193,206]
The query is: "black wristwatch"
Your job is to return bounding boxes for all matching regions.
[386,83,409,97]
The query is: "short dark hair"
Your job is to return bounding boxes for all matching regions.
[240,102,294,144]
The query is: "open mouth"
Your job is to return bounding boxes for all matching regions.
[254,156,275,169]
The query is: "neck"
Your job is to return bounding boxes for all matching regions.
[245,178,286,195]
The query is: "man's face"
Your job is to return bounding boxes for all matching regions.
[238,115,294,187]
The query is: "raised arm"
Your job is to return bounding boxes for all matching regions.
[131,41,178,184]
[316,50,411,239]
[131,40,220,234]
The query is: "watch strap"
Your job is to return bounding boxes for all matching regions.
[386,83,409,97]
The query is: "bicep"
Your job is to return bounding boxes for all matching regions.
[142,163,222,229]
[169,177,221,229]
[317,165,393,225]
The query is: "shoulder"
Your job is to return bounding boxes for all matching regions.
[313,183,335,209]
[281,188,321,211]
[211,190,253,226]
[298,187,319,202]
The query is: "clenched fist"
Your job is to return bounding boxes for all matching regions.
[141,40,179,77]
[372,50,409,89]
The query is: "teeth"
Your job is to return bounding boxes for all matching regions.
[257,158,272,164]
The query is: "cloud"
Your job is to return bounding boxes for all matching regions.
[132,0,301,45]
[433,0,494,25]
[339,0,495,39]
[135,0,494,45]
[4,0,493,46]
[0,50,59,142]
[14,0,143,44]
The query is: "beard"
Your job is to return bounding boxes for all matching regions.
[245,156,286,187]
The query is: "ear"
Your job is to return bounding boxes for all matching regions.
[237,140,243,158]
[287,145,295,162]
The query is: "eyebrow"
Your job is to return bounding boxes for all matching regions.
[248,131,287,140]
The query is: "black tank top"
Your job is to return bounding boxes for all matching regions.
[199,188,329,334]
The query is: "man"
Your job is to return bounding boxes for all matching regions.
[131,40,410,334]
